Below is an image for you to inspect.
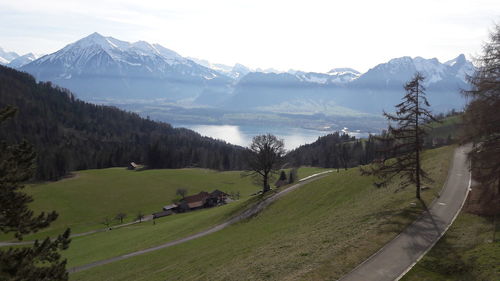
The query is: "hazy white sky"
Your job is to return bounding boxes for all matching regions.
[0,0,498,72]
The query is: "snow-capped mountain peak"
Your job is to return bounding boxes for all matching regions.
[7,53,42,68]
[445,54,466,66]
[0,47,20,65]
[71,32,121,52]
[34,32,189,69]
[328,68,360,76]
[362,55,474,87]
[444,54,474,83]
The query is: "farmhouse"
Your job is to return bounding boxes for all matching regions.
[174,190,230,212]
[185,191,211,209]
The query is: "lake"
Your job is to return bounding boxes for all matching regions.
[174,124,370,151]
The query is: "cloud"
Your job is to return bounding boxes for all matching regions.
[0,0,498,71]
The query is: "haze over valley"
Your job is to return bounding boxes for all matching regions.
[0,33,474,147]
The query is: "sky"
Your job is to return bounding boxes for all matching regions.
[0,0,498,73]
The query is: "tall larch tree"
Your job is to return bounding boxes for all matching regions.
[361,73,437,199]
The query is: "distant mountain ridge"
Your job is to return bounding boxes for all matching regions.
[8,32,475,117]
[20,32,231,101]
[0,47,20,65]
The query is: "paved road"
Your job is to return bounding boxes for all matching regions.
[338,145,471,281]
[68,170,333,274]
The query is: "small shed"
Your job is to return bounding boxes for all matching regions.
[162,204,177,211]
[127,162,139,170]
[152,210,173,219]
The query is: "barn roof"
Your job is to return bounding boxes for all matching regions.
[184,192,210,203]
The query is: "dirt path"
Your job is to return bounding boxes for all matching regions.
[338,145,472,281]
[68,170,333,274]
[0,215,154,247]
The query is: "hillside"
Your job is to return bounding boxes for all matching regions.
[68,145,454,281]
[0,65,247,180]
[286,114,461,169]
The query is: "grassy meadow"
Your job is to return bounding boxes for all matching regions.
[70,145,455,281]
[402,212,500,281]
[0,167,326,242]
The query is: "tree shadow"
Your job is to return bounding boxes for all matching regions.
[362,201,425,234]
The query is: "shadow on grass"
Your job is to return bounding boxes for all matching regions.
[401,217,474,281]
[362,201,424,234]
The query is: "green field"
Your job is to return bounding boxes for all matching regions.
[70,145,455,281]
[402,212,500,281]
[0,167,326,242]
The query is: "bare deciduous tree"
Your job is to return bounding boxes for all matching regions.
[115,212,127,224]
[135,211,145,223]
[102,217,113,229]
[176,188,188,199]
[245,134,286,193]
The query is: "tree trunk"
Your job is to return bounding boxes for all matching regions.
[263,172,269,193]
[415,79,421,200]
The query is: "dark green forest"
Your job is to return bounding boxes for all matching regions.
[0,66,247,180]
[286,114,458,170]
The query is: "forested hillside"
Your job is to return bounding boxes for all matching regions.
[285,132,377,169]
[286,114,459,169]
[0,66,247,180]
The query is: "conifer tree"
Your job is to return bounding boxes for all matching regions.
[0,106,71,281]
[361,73,436,199]
[461,24,500,209]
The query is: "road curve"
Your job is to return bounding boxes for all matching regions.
[338,145,471,281]
[68,170,333,274]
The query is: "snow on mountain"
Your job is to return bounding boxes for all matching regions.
[7,53,42,68]
[327,68,361,84]
[21,32,232,101]
[295,72,330,84]
[328,68,360,76]
[188,57,250,80]
[294,67,360,85]
[229,63,251,79]
[255,67,283,74]
[0,47,20,64]
[357,54,474,87]
[445,54,475,83]
[16,32,474,115]
[33,32,188,68]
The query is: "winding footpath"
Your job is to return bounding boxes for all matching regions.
[68,170,333,274]
[0,215,154,248]
[338,145,472,281]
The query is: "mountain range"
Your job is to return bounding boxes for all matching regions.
[0,47,42,68]
[3,32,474,123]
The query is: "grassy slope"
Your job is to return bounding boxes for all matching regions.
[402,212,500,281]
[1,167,326,241]
[71,145,454,281]
[427,114,462,139]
